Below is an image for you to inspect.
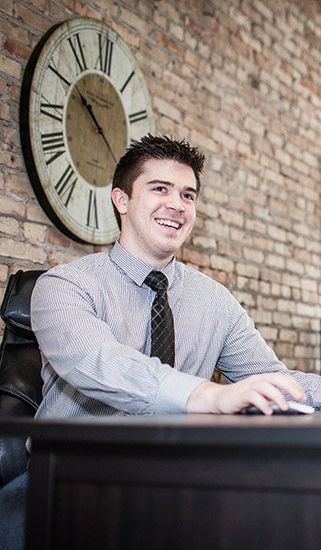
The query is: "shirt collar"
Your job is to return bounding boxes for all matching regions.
[110,242,176,288]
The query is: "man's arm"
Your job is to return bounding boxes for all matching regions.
[209,288,321,409]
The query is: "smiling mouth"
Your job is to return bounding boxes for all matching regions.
[155,218,182,230]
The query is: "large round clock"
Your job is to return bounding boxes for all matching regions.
[20,17,154,245]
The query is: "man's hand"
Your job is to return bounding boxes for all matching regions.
[186,373,306,415]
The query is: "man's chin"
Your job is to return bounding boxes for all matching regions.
[158,244,182,259]
[150,232,187,258]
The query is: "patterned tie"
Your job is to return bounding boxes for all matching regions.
[144,270,175,367]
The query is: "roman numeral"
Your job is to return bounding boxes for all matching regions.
[129,110,148,124]
[41,132,65,165]
[96,34,113,75]
[48,60,71,93]
[120,70,135,93]
[87,190,99,228]
[68,33,87,74]
[40,97,64,122]
[55,164,77,207]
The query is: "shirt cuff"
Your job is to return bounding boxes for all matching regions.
[154,370,207,414]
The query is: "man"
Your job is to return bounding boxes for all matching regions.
[29,134,321,417]
[0,134,319,549]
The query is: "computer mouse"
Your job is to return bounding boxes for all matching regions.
[243,401,315,415]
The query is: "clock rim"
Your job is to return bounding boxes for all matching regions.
[20,21,87,242]
[19,17,154,245]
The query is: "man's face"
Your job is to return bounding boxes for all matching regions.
[112,159,198,268]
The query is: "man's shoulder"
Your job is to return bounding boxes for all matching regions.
[175,260,230,295]
[49,251,111,274]
[40,251,116,290]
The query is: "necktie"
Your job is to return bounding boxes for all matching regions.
[144,270,175,367]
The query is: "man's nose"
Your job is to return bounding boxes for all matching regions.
[165,193,185,212]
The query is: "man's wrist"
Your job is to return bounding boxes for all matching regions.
[155,370,207,414]
[186,380,222,414]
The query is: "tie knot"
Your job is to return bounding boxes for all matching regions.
[144,271,168,292]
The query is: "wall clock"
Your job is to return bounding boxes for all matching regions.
[20,17,154,245]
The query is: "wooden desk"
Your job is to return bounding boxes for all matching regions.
[2,414,321,549]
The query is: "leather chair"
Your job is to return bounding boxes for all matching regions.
[0,270,44,486]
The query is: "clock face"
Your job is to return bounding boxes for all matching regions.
[20,18,154,245]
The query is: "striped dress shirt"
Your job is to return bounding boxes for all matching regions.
[30,242,321,420]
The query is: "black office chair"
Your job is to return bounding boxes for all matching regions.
[0,270,44,486]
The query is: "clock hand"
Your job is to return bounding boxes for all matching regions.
[75,86,117,164]
[86,103,118,164]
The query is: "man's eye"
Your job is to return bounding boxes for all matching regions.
[154,186,166,192]
[183,193,196,201]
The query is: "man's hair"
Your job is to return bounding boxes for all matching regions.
[111,134,205,229]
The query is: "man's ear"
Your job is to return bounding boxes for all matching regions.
[111,188,129,215]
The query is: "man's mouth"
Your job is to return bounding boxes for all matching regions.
[155,218,182,230]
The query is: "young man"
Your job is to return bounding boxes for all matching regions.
[1,134,320,549]
[29,134,320,418]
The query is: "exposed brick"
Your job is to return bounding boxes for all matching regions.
[245,218,266,235]
[0,195,25,217]
[0,263,8,282]
[302,279,318,292]
[305,264,321,279]
[0,0,321,375]
[257,295,277,310]
[197,199,219,219]
[210,254,234,273]
[0,216,20,235]
[212,128,237,151]
[260,268,281,284]
[15,3,50,32]
[47,227,71,248]
[251,309,272,325]
[274,243,291,258]
[274,343,295,358]
[243,247,264,264]
[265,254,285,269]
[236,262,259,279]
[218,241,244,259]
[26,0,46,9]
[26,204,51,224]
[4,172,30,195]
[270,283,281,296]
[190,130,218,153]
[296,303,316,317]
[294,345,316,359]
[273,312,292,327]
[0,237,47,264]
[299,331,320,346]
[234,290,255,308]
[220,208,244,228]
[192,235,217,251]
[182,248,210,267]
[282,273,300,288]
[0,1,13,15]
[153,96,182,122]
[259,326,278,342]
[23,222,47,243]
[0,53,21,79]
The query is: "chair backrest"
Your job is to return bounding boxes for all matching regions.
[0,269,45,485]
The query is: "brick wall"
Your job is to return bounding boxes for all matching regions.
[1,0,321,373]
